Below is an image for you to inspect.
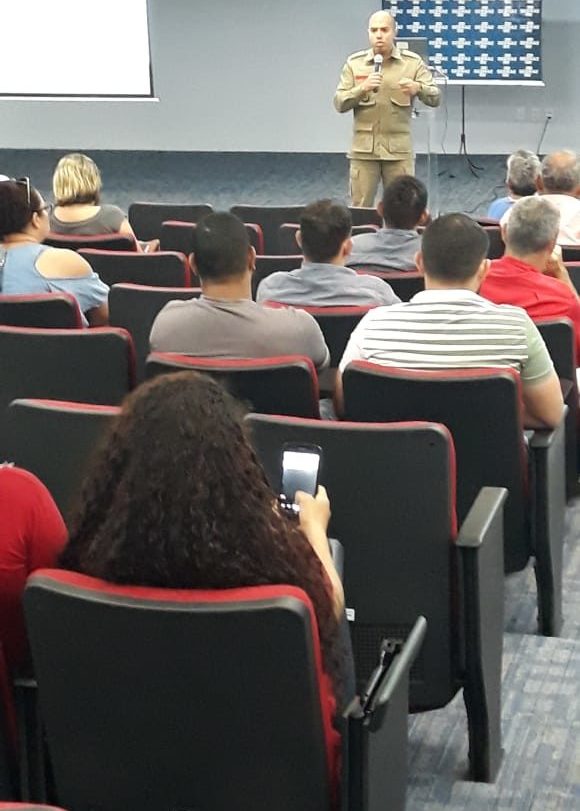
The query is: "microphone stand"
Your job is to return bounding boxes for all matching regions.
[459,85,483,177]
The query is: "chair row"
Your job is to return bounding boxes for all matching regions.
[5,398,506,790]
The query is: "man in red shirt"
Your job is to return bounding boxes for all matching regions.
[480,196,580,361]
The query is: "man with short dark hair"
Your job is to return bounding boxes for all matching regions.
[347,175,428,270]
[256,199,398,306]
[336,213,564,428]
[150,212,330,368]
[481,196,580,359]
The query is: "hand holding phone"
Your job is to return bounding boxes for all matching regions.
[279,443,322,516]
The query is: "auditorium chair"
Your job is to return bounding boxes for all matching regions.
[230,205,305,254]
[44,234,137,252]
[128,203,213,241]
[351,267,424,301]
[79,249,191,288]
[348,206,383,228]
[342,364,567,636]
[24,573,424,811]
[4,399,120,521]
[0,295,82,329]
[483,225,505,260]
[247,415,507,782]
[0,327,135,458]
[563,261,580,293]
[277,223,378,256]
[146,354,321,418]
[159,220,265,257]
[0,805,68,810]
[263,304,372,368]
[0,647,17,800]
[252,255,302,299]
[109,283,201,381]
[561,246,580,263]
[536,317,579,498]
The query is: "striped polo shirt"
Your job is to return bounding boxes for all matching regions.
[339,288,554,383]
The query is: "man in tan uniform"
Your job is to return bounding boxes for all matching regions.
[334,10,440,207]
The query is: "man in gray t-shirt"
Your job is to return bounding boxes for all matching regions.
[347,175,428,271]
[150,212,329,369]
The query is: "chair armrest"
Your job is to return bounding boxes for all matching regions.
[457,486,507,782]
[328,538,344,582]
[343,616,426,811]
[13,676,46,802]
[528,410,567,636]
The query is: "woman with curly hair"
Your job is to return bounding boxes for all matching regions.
[60,372,347,706]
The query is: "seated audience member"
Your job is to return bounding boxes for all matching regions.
[49,153,156,252]
[487,149,541,220]
[0,464,67,674]
[346,176,428,271]
[502,150,580,245]
[481,196,580,360]
[0,179,109,325]
[336,213,564,429]
[59,372,348,775]
[256,199,398,306]
[150,212,330,369]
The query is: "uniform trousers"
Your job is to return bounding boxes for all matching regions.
[349,156,415,207]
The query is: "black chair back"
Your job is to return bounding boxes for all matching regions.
[79,250,191,288]
[146,353,320,418]
[109,284,201,382]
[247,415,458,708]
[562,246,580,263]
[0,294,83,328]
[564,261,580,293]
[4,399,119,520]
[159,220,264,257]
[0,327,135,457]
[298,306,372,367]
[352,268,424,301]
[230,205,305,254]
[128,203,213,241]
[44,233,137,252]
[25,574,332,811]
[348,207,382,227]
[343,363,529,573]
[483,225,505,260]
[536,318,579,498]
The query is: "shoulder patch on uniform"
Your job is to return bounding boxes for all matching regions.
[349,49,370,60]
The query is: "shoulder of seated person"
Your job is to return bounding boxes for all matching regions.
[43,247,91,276]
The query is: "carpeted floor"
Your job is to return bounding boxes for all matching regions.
[406,498,580,810]
[0,150,506,219]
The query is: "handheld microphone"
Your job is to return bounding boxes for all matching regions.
[372,54,383,92]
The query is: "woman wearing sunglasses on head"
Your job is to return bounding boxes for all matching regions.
[0,178,109,325]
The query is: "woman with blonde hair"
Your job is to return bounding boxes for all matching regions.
[50,153,156,251]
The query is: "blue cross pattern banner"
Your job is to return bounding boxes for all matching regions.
[383,0,543,85]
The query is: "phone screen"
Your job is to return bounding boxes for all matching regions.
[281,449,321,502]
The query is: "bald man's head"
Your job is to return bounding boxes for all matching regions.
[368,11,396,56]
[541,150,580,195]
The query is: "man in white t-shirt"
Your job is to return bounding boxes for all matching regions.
[501,150,580,245]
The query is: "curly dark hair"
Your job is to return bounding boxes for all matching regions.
[61,371,344,699]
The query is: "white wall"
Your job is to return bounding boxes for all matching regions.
[0,0,577,154]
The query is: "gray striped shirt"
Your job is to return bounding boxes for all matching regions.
[339,289,554,383]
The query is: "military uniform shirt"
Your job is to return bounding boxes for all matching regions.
[334,45,440,161]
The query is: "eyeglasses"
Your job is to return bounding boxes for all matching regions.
[35,202,52,215]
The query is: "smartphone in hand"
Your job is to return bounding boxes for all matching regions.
[279,443,322,515]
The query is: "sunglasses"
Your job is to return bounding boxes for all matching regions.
[14,176,31,208]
